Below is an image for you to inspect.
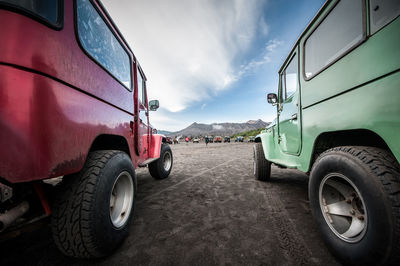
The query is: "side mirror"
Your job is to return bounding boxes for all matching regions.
[267,93,278,106]
[149,100,159,111]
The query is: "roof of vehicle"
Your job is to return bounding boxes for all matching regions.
[267,118,277,129]
[278,0,329,74]
[97,0,147,80]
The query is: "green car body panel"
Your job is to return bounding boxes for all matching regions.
[259,0,400,172]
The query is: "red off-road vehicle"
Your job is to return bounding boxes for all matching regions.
[0,0,173,258]
[214,136,222,143]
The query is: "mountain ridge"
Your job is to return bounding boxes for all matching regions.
[162,119,269,137]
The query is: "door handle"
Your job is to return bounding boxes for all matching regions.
[291,113,298,121]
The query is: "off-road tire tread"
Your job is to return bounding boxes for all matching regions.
[149,144,172,179]
[51,150,121,258]
[313,146,400,264]
[253,143,271,181]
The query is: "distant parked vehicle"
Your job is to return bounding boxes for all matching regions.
[224,136,231,143]
[214,136,222,143]
[206,136,214,143]
[235,136,244,142]
[248,136,255,142]
[193,138,200,143]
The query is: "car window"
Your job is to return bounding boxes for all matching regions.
[137,68,144,105]
[370,0,400,34]
[0,0,61,26]
[76,0,131,89]
[142,81,147,107]
[304,0,364,79]
[284,53,298,99]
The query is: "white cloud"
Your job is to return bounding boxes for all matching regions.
[230,38,283,80]
[259,18,269,36]
[266,39,284,52]
[201,103,207,110]
[101,0,268,112]
[148,109,190,132]
[212,125,224,130]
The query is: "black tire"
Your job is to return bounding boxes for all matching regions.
[51,150,136,258]
[149,144,173,179]
[309,146,400,265]
[253,143,271,181]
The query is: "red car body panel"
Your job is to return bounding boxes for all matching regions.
[0,1,160,183]
[0,4,133,113]
[149,134,163,159]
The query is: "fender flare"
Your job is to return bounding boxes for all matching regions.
[149,134,166,159]
[255,134,262,143]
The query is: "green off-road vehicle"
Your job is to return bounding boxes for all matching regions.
[253,0,400,264]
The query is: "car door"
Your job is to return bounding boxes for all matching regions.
[278,50,302,155]
[136,66,149,160]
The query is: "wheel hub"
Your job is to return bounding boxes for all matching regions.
[319,173,367,243]
[109,171,134,228]
[163,151,172,171]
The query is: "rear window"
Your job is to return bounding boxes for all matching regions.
[0,0,61,26]
[370,0,400,34]
[77,0,132,89]
[304,0,364,80]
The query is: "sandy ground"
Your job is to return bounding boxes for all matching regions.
[0,142,340,265]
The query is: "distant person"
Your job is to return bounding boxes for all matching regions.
[185,137,189,144]
[205,137,208,146]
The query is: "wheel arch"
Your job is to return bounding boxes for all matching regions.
[148,134,165,159]
[89,134,131,157]
[309,129,392,171]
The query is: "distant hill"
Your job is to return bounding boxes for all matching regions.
[165,119,269,137]
[157,130,173,136]
[232,128,265,139]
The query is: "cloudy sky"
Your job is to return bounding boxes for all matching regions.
[101,0,325,131]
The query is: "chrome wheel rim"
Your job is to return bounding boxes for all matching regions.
[319,173,367,243]
[163,151,172,171]
[109,171,134,228]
